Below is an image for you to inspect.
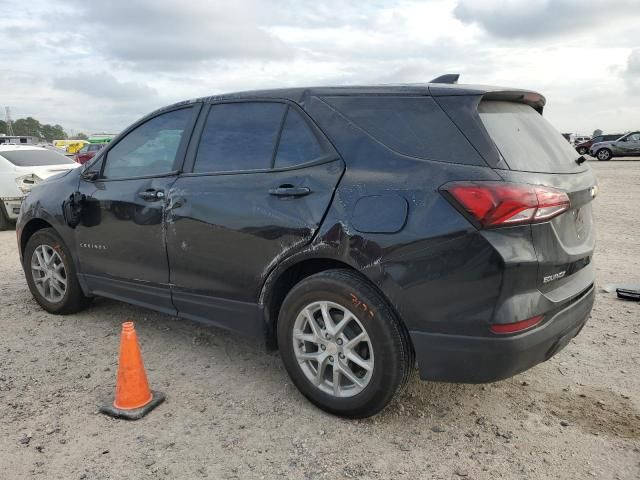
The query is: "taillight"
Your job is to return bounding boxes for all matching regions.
[441,181,570,228]
[490,315,544,334]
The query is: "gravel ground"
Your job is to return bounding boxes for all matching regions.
[1,160,639,480]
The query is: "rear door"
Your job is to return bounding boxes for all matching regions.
[166,101,344,335]
[476,100,596,297]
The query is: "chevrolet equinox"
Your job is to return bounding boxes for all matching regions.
[17,79,597,417]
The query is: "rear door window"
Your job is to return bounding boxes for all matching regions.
[274,108,325,168]
[478,101,582,173]
[194,102,286,173]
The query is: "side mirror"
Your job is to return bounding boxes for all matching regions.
[80,170,100,181]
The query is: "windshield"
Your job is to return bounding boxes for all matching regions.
[0,149,76,167]
[479,101,583,173]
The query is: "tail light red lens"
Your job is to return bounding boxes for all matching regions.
[441,181,570,228]
[490,315,544,334]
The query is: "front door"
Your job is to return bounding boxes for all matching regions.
[76,106,199,313]
[166,101,344,335]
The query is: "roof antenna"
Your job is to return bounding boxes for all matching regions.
[429,74,460,84]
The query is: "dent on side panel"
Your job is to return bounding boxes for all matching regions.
[166,159,344,304]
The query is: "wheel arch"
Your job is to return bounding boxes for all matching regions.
[260,255,412,354]
[19,218,55,259]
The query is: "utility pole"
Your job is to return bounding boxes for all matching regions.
[5,106,15,136]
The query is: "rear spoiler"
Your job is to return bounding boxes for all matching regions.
[429,84,546,114]
[482,91,546,114]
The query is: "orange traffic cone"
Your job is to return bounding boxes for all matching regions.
[100,321,165,420]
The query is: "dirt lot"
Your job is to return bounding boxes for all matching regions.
[1,160,639,480]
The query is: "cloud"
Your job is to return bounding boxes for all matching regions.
[454,0,640,39]
[53,73,158,100]
[622,49,640,94]
[1,0,639,136]
[58,0,292,70]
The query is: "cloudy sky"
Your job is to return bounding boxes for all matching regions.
[2,0,639,136]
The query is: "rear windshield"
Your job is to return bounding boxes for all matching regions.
[0,149,75,167]
[478,101,582,173]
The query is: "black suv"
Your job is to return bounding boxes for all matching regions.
[17,82,597,417]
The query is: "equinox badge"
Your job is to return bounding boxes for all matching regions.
[543,271,566,284]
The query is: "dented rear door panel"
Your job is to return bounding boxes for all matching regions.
[165,159,344,335]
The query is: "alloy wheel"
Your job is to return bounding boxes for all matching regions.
[292,301,374,398]
[31,245,67,303]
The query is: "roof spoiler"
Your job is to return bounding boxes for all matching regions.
[429,74,460,84]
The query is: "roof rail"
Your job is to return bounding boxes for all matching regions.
[429,74,460,84]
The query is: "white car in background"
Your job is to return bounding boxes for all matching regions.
[0,145,79,230]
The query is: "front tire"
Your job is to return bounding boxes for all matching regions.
[277,269,413,418]
[596,148,612,161]
[577,146,588,155]
[23,228,90,314]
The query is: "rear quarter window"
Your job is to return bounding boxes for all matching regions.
[322,95,484,165]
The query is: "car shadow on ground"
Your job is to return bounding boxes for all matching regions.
[80,296,494,422]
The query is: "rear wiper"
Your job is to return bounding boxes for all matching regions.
[575,155,587,165]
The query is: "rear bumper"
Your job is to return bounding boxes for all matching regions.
[410,284,595,383]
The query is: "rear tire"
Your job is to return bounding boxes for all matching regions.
[277,269,413,418]
[23,228,90,314]
[596,148,612,161]
[577,146,588,155]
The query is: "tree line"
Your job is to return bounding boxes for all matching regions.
[0,117,88,142]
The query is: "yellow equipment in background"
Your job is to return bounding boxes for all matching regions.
[53,139,88,154]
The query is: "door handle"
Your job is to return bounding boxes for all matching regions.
[268,185,311,197]
[138,189,165,201]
